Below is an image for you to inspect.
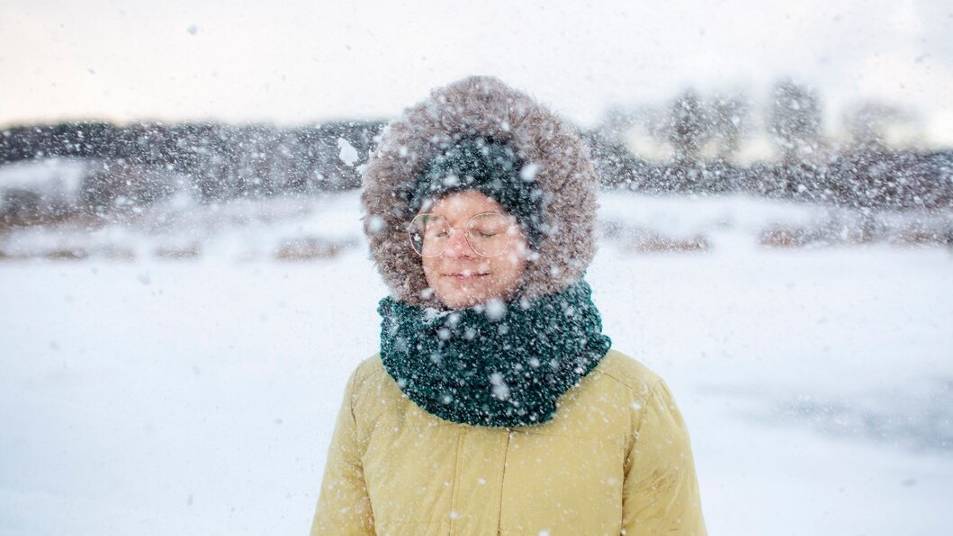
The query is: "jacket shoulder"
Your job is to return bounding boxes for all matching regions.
[353,351,386,381]
[346,352,389,398]
[593,348,666,395]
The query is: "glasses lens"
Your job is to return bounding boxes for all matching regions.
[408,213,448,257]
[466,212,516,257]
[409,212,522,257]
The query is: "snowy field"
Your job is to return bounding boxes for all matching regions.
[1,190,952,535]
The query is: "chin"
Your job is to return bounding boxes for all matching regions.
[437,287,493,309]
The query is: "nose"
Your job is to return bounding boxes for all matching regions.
[442,227,476,258]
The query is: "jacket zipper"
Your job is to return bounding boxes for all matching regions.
[496,427,512,535]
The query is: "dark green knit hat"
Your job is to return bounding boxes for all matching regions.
[408,136,546,249]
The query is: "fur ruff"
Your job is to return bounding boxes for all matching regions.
[360,75,601,308]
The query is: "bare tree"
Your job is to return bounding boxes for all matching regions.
[708,93,750,161]
[668,89,708,163]
[768,79,823,162]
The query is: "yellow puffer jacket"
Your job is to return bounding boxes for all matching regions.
[310,348,707,535]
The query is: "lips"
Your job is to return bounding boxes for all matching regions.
[443,272,490,280]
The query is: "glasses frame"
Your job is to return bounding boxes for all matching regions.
[407,210,525,258]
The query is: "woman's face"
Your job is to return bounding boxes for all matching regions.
[417,189,530,309]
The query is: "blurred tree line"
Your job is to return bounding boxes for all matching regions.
[587,78,952,210]
[0,120,379,205]
[1,78,951,227]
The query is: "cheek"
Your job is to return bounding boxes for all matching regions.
[491,252,527,282]
[421,259,439,284]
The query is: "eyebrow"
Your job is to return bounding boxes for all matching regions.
[427,209,499,226]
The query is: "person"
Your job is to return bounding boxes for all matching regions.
[309,75,707,535]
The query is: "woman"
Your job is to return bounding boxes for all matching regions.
[310,76,707,535]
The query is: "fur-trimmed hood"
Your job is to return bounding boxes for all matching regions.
[360,75,601,308]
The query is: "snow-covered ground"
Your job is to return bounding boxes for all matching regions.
[1,190,952,535]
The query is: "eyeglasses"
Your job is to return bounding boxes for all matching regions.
[407,211,524,257]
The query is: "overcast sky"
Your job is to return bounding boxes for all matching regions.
[2,0,951,145]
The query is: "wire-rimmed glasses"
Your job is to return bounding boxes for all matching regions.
[407,211,524,257]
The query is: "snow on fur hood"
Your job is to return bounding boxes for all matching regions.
[360,75,601,308]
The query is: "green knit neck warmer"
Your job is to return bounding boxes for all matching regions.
[377,279,612,428]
